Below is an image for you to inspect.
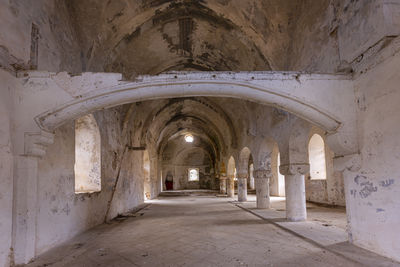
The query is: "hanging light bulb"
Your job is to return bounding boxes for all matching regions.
[184,134,194,143]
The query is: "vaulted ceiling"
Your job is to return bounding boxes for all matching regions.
[66,0,337,78]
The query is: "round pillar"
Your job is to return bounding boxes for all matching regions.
[237,173,248,202]
[285,173,307,221]
[254,170,270,209]
[280,163,309,222]
[227,176,235,197]
[219,176,227,194]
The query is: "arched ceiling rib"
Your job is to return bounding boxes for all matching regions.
[156,118,221,161]
[140,98,237,154]
[121,97,240,165]
[156,116,221,149]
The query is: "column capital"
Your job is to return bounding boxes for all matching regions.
[219,175,227,180]
[237,172,248,179]
[279,163,309,175]
[254,169,271,179]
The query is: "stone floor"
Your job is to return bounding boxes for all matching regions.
[25,194,399,267]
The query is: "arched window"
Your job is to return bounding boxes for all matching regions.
[74,114,101,193]
[188,168,199,181]
[308,134,327,180]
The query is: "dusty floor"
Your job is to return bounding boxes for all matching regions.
[25,194,399,267]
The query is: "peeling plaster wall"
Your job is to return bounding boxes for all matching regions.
[345,49,400,261]
[36,122,101,255]
[288,0,400,73]
[65,0,400,74]
[107,149,144,220]
[0,70,14,267]
[0,0,81,73]
[287,0,340,72]
[67,0,295,75]
[35,108,144,256]
[1,0,400,264]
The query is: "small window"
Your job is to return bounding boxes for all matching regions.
[234,168,237,181]
[308,134,327,180]
[188,168,199,181]
[74,114,101,193]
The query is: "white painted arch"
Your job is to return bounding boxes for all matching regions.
[17,71,357,155]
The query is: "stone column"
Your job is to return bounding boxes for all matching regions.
[254,169,270,209]
[280,164,309,221]
[237,173,248,202]
[219,175,227,194]
[227,175,235,197]
[285,173,306,221]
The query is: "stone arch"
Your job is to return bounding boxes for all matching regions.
[35,74,342,135]
[18,70,359,164]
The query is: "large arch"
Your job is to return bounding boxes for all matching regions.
[35,74,343,132]
[15,71,357,158]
